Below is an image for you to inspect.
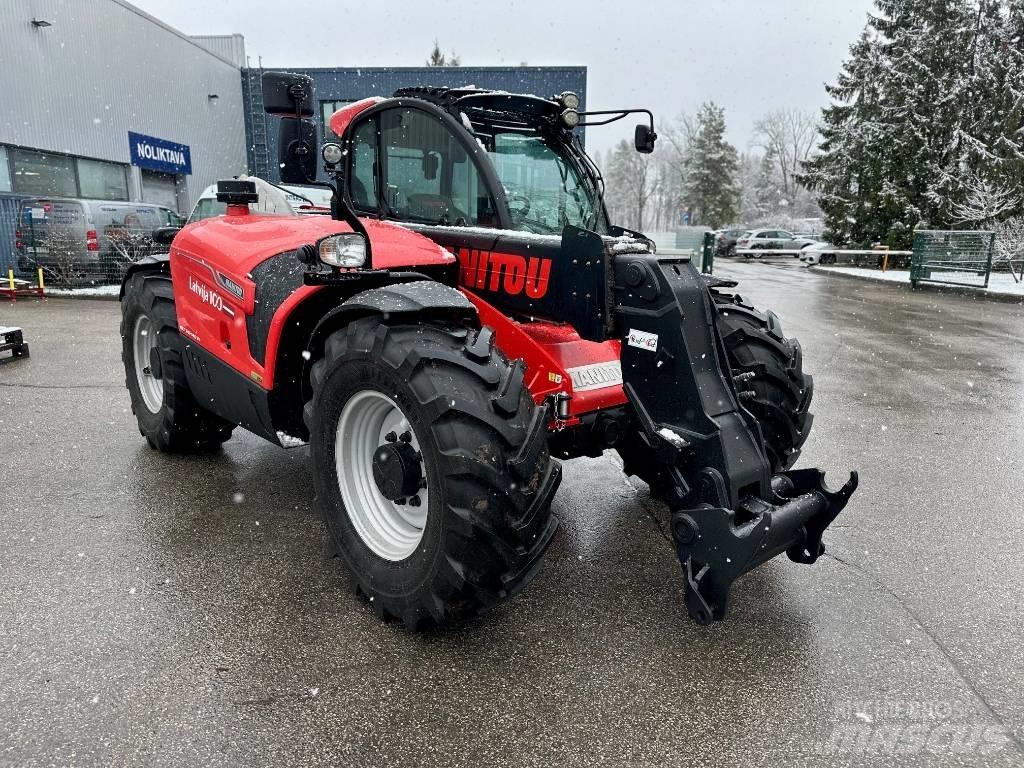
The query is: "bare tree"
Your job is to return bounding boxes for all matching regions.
[107,229,156,280]
[753,108,818,199]
[950,171,1022,226]
[992,217,1024,283]
[604,139,655,231]
[40,228,83,289]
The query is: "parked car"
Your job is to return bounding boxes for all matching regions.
[187,180,333,224]
[16,197,183,281]
[799,242,838,265]
[735,229,820,257]
[714,228,750,257]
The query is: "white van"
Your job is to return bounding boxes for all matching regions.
[16,197,183,280]
[187,180,333,224]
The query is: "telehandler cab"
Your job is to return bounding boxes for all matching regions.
[121,72,857,628]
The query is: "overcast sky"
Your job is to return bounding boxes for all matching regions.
[131,0,875,156]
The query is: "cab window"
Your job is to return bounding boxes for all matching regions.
[375,108,497,227]
[350,117,379,212]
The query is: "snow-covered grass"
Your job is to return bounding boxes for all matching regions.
[46,284,120,298]
[815,266,1024,298]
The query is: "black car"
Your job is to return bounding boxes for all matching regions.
[714,228,749,257]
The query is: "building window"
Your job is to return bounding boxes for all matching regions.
[322,100,356,139]
[9,147,77,197]
[0,146,10,193]
[77,158,129,201]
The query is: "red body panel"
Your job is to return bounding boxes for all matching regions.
[169,207,455,386]
[329,98,382,138]
[462,290,626,421]
[170,206,625,423]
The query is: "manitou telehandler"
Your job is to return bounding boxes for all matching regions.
[120,73,857,628]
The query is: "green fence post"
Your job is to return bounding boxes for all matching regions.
[910,231,923,288]
[983,231,994,289]
[702,231,715,275]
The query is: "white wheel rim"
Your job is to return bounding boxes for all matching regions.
[133,314,163,414]
[335,390,429,561]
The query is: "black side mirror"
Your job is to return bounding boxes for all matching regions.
[278,118,318,184]
[261,72,315,117]
[152,226,180,246]
[635,124,657,154]
[422,152,439,180]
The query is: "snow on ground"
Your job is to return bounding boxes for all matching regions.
[815,266,1024,298]
[46,284,120,297]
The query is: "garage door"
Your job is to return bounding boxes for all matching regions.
[141,170,180,212]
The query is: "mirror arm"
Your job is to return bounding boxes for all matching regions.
[576,108,655,132]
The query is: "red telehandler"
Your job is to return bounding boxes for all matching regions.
[121,73,857,628]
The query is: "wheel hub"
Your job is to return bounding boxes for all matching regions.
[372,439,422,501]
[335,390,430,561]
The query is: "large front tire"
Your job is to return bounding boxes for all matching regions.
[713,293,814,472]
[120,272,233,452]
[306,318,561,629]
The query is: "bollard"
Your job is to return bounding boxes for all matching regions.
[37,267,45,291]
[7,268,14,292]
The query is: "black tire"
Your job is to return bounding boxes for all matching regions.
[121,272,233,452]
[305,317,561,630]
[713,293,813,472]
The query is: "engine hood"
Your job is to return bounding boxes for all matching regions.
[172,210,456,275]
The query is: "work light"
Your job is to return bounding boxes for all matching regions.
[561,109,580,128]
[322,143,343,165]
[560,91,580,110]
[318,233,366,268]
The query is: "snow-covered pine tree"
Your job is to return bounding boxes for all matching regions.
[683,103,740,228]
[800,28,891,245]
[802,0,1000,246]
[753,144,784,221]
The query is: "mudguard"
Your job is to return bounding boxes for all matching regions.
[118,253,169,299]
[307,280,478,357]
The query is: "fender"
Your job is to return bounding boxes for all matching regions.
[118,253,169,299]
[305,280,478,371]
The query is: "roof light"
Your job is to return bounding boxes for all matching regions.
[560,91,580,110]
[322,143,343,165]
[561,109,580,129]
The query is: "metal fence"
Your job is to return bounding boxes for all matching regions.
[910,230,995,289]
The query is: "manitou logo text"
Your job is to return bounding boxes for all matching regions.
[458,249,551,299]
[188,275,232,315]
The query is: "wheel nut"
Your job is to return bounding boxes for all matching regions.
[385,431,397,443]
[409,496,421,507]
[394,497,406,506]
[399,431,412,443]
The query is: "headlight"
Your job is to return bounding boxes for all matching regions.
[318,233,366,268]
[322,142,343,165]
[560,91,580,110]
[561,109,580,128]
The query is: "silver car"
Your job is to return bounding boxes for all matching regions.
[736,229,819,257]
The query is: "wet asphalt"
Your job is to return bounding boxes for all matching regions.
[1,261,1023,767]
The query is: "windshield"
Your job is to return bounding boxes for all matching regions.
[480,130,602,235]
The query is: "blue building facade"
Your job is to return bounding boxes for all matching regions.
[242,66,587,184]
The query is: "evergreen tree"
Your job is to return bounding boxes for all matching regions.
[803,0,1024,246]
[753,145,784,220]
[683,102,740,228]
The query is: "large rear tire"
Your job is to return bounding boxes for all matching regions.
[305,317,560,630]
[618,292,813,495]
[712,293,814,472]
[120,272,234,452]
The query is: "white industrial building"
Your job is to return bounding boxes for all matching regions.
[0,0,248,272]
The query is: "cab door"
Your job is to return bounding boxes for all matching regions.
[346,106,563,317]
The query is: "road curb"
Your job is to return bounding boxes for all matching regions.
[809,266,1024,305]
